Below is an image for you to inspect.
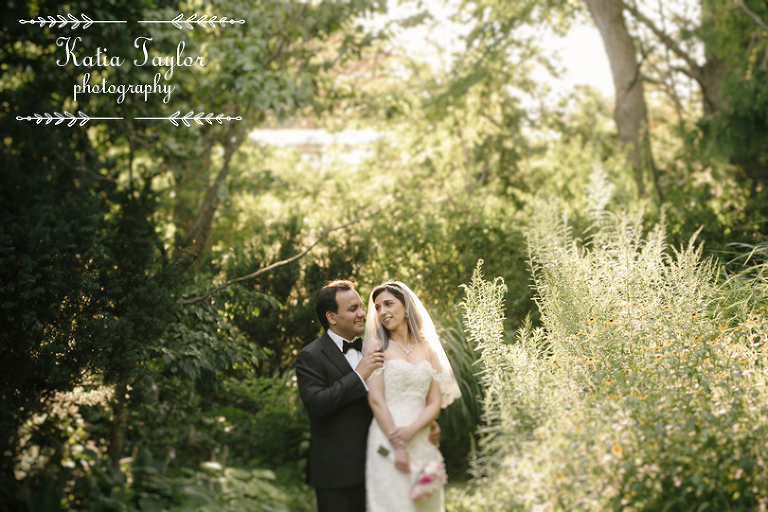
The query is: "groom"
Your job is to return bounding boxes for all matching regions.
[295,280,384,512]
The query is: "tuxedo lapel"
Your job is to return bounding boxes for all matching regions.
[320,332,353,375]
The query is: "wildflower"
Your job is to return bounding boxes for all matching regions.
[610,443,623,457]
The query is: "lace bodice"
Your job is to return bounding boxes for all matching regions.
[379,359,433,425]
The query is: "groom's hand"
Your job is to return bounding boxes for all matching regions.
[428,421,441,448]
[355,349,384,380]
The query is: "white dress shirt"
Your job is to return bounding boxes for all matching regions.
[327,329,368,390]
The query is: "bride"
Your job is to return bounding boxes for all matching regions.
[363,281,461,512]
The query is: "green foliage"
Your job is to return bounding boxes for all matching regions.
[700,69,768,218]
[697,0,768,187]
[3,0,387,505]
[435,317,484,479]
[70,447,303,512]
[1,1,175,505]
[12,386,113,512]
[204,376,310,470]
[155,289,266,380]
[9,0,768,508]
[452,206,768,511]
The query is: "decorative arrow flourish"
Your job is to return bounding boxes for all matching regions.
[19,14,126,29]
[136,111,243,127]
[15,112,123,127]
[139,13,245,29]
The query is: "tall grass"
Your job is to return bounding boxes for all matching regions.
[449,205,768,511]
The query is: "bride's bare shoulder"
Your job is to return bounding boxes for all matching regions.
[365,337,385,353]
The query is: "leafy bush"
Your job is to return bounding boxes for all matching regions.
[436,317,485,479]
[208,375,310,470]
[121,371,309,477]
[70,447,304,512]
[449,204,768,511]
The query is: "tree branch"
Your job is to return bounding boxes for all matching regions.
[165,121,243,285]
[642,70,685,124]
[621,0,702,81]
[738,0,768,33]
[654,0,685,124]
[179,211,377,305]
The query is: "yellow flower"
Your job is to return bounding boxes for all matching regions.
[611,443,623,457]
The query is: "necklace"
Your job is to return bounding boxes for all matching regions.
[391,334,413,356]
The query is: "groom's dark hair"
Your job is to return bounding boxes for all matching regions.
[316,280,356,330]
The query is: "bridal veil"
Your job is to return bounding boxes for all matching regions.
[363,281,461,408]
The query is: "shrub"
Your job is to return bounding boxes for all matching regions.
[209,375,310,470]
[70,447,305,512]
[450,205,768,511]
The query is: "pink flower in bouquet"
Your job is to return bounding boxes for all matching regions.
[409,460,447,500]
[418,472,435,486]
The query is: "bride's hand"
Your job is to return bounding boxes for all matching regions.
[394,449,410,473]
[388,426,414,450]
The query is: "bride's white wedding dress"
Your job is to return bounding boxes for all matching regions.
[366,359,444,512]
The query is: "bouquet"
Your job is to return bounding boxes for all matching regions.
[409,460,448,500]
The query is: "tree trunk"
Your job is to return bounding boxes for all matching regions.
[108,379,128,466]
[584,0,656,198]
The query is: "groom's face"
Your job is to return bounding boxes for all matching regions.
[327,289,366,340]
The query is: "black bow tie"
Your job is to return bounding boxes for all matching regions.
[343,337,363,354]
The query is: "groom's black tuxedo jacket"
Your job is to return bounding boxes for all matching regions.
[295,331,372,489]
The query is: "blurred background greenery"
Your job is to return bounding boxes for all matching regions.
[2,0,768,509]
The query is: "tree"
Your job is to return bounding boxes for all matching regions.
[584,0,657,198]
[1,1,161,505]
[597,0,768,191]
[1,0,385,505]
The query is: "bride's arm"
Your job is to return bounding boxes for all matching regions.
[367,370,396,435]
[368,369,411,473]
[388,379,441,448]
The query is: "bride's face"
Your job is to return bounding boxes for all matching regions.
[374,290,407,332]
